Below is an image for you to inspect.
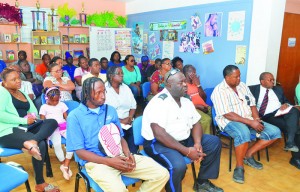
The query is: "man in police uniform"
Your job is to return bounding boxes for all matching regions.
[142,69,223,192]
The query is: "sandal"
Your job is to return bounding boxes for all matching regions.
[22,144,42,161]
[35,183,60,192]
[60,164,70,180]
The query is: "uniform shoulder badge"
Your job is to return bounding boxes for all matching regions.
[158,93,168,100]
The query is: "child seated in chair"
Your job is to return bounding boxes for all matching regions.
[39,87,73,180]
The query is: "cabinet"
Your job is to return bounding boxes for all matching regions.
[59,26,89,61]
[0,23,29,64]
[31,31,62,65]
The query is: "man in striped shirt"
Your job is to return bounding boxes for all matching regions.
[211,65,281,184]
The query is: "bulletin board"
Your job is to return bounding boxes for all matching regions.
[89,27,132,60]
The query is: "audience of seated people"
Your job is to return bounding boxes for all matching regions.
[81,58,106,84]
[14,50,35,72]
[62,52,77,82]
[108,51,125,67]
[146,58,161,81]
[172,56,184,72]
[183,65,212,134]
[147,58,172,101]
[100,57,108,74]
[137,55,151,83]
[105,66,138,153]
[43,63,75,101]
[122,54,142,98]
[35,54,51,78]
[74,56,90,100]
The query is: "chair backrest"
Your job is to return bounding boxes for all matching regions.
[0,163,29,191]
[142,82,151,99]
[41,93,46,105]
[132,116,144,146]
[63,100,80,114]
[204,87,214,106]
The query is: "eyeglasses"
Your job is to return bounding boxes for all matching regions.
[51,69,63,73]
[114,72,124,76]
[130,59,135,62]
[165,68,180,83]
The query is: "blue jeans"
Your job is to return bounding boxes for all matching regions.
[128,85,139,98]
[224,121,281,147]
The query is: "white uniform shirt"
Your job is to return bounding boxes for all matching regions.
[257,85,281,115]
[142,88,200,141]
[104,82,136,119]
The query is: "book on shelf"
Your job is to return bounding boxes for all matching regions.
[54,50,62,57]
[62,35,69,43]
[3,34,11,43]
[33,50,40,59]
[68,35,74,43]
[73,49,84,59]
[48,50,55,59]
[47,36,54,44]
[74,34,80,43]
[40,50,47,57]
[63,50,73,59]
[40,36,47,45]
[80,34,87,43]
[54,36,61,44]
[6,50,15,60]
[32,36,40,44]
[0,50,3,60]
[12,33,20,43]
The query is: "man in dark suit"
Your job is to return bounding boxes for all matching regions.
[249,72,300,169]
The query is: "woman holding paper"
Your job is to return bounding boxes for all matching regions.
[104,66,138,154]
[0,67,60,192]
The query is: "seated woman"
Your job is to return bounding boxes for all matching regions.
[105,66,138,153]
[74,56,90,100]
[146,58,161,82]
[43,63,75,101]
[147,58,171,101]
[183,65,212,134]
[122,55,142,98]
[36,54,51,78]
[171,56,184,72]
[0,68,59,192]
[137,55,151,83]
[46,56,70,79]
[108,51,125,67]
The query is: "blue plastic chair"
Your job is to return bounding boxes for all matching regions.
[74,153,140,192]
[0,163,31,192]
[203,87,215,107]
[211,106,269,172]
[142,82,151,102]
[132,116,198,190]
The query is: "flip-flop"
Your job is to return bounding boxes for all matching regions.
[22,144,42,161]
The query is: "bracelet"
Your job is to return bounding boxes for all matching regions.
[186,148,191,157]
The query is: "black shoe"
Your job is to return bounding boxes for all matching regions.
[196,180,224,192]
[243,156,263,170]
[284,144,299,152]
[233,167,244,184]
[290,157,300,169]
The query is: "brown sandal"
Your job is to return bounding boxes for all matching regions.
[22,144,42,161]
[35,183,61,192]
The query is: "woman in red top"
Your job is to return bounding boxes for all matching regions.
[183,64,212,134]
[35,54,51,78]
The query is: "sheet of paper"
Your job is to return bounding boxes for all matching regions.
[274,105,293,117]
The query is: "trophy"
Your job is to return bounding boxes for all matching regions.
[48,5,58,31]
[79,2,87,26]
[31,0,46,31]
[15,0,23,24]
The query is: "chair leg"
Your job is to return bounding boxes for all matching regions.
[257,150,261,161]
[229,138,233,172]
[191,162,197,190]
[44,140,53,177]
[75,173,80,192]
[266,147,269,162]
[25,179,31,192]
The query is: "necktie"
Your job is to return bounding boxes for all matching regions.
[259,89,269,117]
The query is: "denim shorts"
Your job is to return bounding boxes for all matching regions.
[224,121,281,147]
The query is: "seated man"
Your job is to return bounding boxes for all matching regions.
[142,69,223,192]
[211,65,281,184]
[137,55,151,83]
[249,72,300,168]
[62,52,77,82]
[81,58,107,84]
[146,58,161,82]
[14,50,35,72]
[66,77,169,192]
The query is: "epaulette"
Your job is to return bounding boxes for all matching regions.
[158,93,168,100]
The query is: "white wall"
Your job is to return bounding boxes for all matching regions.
[126,0,286,85]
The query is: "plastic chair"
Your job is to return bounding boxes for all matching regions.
[203,87,215,107]
[132,116,198,190]
[142,82,151,102]
[74,153,140,192]
[211,106,269,172]
[0,162,31,192]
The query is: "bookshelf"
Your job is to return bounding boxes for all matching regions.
[31,31,62,65]
[58,26,89,60]
[0,23,28,64]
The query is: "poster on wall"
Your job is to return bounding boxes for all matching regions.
[235,45,246,64]
[149,44,161,59]
[143,33,148,44]
[115,30,131,57]
[132,22,144,54]
[227,11,245,41]
[149,32,156,44]
[202,40,214,54]
[191,13,202,31]
[179,32,201,53]
[160,30,178,41]
[204,12,223,37]
[149,20,187,31]
[97,29,113,51]
[162,41,174,59]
